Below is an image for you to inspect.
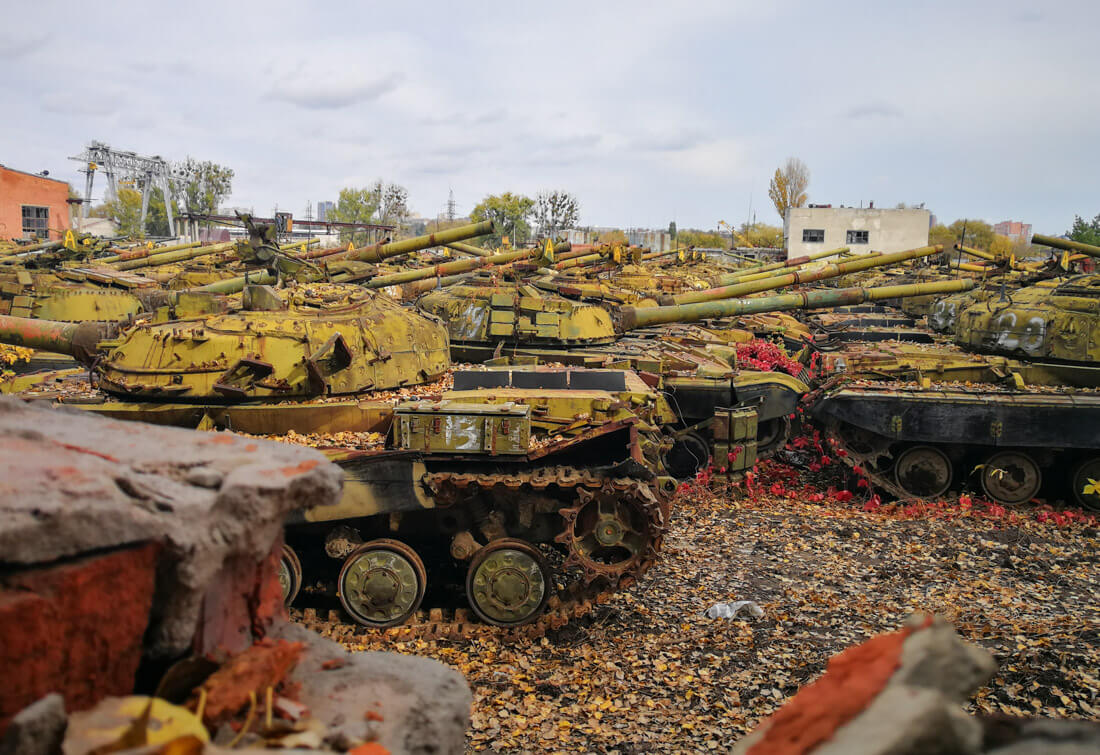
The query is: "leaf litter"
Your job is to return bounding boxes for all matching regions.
[318,452,1098,753]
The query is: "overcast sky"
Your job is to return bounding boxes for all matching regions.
[2,1,1098,233]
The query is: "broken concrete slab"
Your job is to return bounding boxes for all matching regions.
[0,396,343,658]
[0,694,66,755]
[732,614,1099,755]
[1,398,472,754]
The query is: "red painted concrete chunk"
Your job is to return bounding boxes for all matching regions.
[748,625,917,755]
[194,638,305,726]
[0,542,158,735]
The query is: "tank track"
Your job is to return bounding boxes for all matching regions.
[805,380,911,501]
[821,417,910,500]
[294,465,666,642]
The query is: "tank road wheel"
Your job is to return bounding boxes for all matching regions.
[663,432,710,479]
[338,539,427,628]
[981,451,1042,507]
[277,544,303,606]
[465,539,551,627]
[893,446,953,499]
[556,484,662,585]
[756,417,791,459]
[1070,457,1100,512]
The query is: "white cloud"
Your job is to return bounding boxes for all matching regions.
[269,72,405,110]
[0,0,1097,232]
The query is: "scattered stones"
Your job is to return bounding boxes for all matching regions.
[0,694,66,755]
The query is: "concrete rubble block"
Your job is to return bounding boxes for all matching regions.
[0,396,343,658]
[0,694,66,755]
[0,543,158,732]
[815,685,983,755]
[733,614,1100,755]
[273,623,472,755]
[0,397,473,754]
[892,613,997,703]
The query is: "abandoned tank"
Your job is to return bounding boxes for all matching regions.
[810,272,1100,510]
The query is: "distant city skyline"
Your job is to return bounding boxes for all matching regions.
[2,1,1097,237]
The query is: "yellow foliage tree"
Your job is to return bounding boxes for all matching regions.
[676,229,726,249]
[768,158,810,221]
[989,234,1020,258]
[734,223,784,248]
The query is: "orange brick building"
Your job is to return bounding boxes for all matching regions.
[0,164,72,242]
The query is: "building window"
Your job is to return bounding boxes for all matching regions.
[802,228,825,243]
[846,229,869,244]
[21,206,49,239]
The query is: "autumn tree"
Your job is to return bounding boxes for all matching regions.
[929,219,995,250]
[596,229,628,245]
[734,222,784,248]
[91,186,145,238]
[768,157,810,221]
[144,187,180,237]
[1068,214,1100,246]
[532,190,580,239]
[676,229,726,249]
[470,192,534,247]
[172,158,234,223]
[329,181,410,246]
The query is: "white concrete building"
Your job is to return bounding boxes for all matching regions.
[784,206,931,259]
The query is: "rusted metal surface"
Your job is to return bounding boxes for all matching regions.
[620,279,974,330]
[667,245,944,305]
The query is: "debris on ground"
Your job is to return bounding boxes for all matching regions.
[326,455,1099,752]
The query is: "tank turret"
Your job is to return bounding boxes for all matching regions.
[954,274,1100,363]
[0,283,451,400]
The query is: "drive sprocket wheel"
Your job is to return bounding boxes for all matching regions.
[555,482,664,585]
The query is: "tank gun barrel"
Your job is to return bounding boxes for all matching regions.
[363,249,531,288]
[391,272,476,299]
[97,241,201,264]
[189,269,278,294]
[0,239,64,257]
[619,278,976,331]
[327,220,494,264]
[724,251,884,287]
[953,243,999,263]
[1031,233,1100,259]
[108,241,238,271]
[711,246,851,285]
[445,241,494,257]
[0,315,115,364]
[666,245,943,305]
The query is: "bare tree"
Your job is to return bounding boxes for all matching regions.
[768,157,810,221]
[532,190,580,239]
